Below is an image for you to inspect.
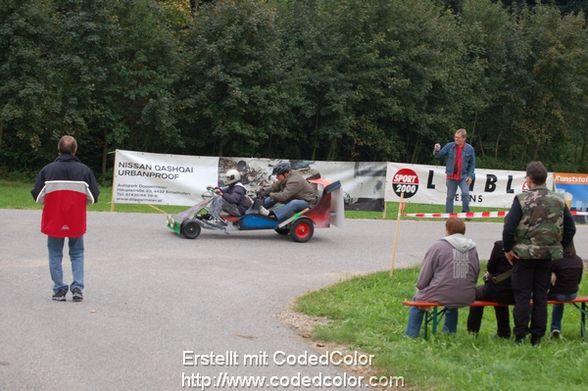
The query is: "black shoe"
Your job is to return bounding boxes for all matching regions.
[551,330,561,339]
[71,287,83,302]
[530,335,541,346]
[514,335,525,344]
[52,288,67,302]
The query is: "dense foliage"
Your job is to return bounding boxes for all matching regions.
[1,0,587,178]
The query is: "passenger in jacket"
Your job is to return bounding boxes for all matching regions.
[433,128,476,213]
[31,135,99,302]
[258,162,317,221]
[548,242,583,338]
[467,240,515,338]
[208,169,252,222]
[406,218,480,337]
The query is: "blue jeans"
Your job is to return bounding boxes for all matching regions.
[263,197,310,221]
[549,292,577,331]
[405,306,458,337]
[48,236,84,293]
[446,178,470,213]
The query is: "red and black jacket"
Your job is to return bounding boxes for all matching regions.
[32,154,100,237]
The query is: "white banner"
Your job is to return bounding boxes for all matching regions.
[113,150,219,206]
[112,151,386,210]
[384,162,553,208]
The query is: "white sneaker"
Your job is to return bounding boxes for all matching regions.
[259,206,270,216]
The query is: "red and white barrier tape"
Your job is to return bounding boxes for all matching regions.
[402,210,588,219]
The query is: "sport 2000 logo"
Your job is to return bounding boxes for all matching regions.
[392,168,419,198]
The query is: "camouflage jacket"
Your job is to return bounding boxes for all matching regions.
[512,186,565,260]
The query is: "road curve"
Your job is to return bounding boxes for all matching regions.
[1,210,585,390]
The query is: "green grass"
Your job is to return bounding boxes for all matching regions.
[296,269,588,391]
[1,179,506,220]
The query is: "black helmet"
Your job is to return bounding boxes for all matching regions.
[272,162,291,176]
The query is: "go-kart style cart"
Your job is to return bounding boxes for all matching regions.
[166,178,343,242]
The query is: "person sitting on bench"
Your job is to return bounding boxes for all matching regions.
[548,241,583,339]
[467,240,515,338]
[405,218,480,337]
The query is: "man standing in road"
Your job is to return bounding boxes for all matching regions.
[502,161,575,345]
[434,128,476,213]
[31,135,100,302]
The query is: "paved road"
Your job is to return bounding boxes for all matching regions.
[1,210,585,390]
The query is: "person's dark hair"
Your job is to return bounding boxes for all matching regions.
[58,135,77,155]
[446,217,466,235]
[525,161,547,185]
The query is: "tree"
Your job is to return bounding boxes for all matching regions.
[506,5,588,166]
[458,0,517,164]
[50,0,179,174]
[0,0,60,170]
[177,0,289,157]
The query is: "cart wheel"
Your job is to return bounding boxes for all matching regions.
[181,219,201,239]
[275,227,290,235]
[289,218,314,243]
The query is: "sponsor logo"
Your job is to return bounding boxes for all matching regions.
[392,169,419,198]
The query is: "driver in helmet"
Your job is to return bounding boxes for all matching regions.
[208,169,252,222]
[258,162,318,221]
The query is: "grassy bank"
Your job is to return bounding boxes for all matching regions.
[0,180,504,220]
[296,270,588,390]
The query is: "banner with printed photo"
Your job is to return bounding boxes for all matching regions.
[113,150,219,206]
[218,158,386,211]
[384,162,553,208]
[311,161,386,211]
[553,172,588,224]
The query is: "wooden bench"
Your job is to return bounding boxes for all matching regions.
[402,296,588,339]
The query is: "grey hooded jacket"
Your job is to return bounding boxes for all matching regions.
[414,234,480,308]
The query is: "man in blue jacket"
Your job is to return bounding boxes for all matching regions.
[434,128,476,213]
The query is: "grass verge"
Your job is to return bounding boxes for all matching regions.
[295,269,588,391]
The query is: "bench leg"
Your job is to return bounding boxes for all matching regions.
[423,310,433,340]
[431,307,438,335]
[431,307,447,335]
[572,302,586,338]
[420,307,447,339]
[581,303,586,338]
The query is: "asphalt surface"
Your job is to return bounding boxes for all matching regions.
[1,209,586,390]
